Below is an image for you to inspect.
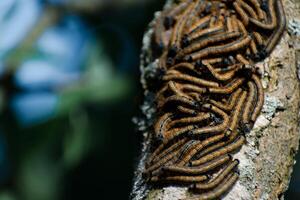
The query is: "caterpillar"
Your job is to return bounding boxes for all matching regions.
[143,0,286,199]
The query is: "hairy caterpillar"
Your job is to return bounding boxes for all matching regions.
[143,0,286,199]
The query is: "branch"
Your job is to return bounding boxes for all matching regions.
[131,0,300,199]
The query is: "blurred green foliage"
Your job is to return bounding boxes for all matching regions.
[0,0,166,199]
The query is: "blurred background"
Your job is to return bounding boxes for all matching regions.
[0,0,298,200]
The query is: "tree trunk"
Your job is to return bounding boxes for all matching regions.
[131,0,300,199]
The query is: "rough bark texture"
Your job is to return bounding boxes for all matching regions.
[131,0,300,199]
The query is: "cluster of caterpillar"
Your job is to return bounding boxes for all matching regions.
[142,0,285,199]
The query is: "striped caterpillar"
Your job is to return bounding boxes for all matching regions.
[143,0,286,199]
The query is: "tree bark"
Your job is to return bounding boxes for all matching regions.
[131,0,300,199]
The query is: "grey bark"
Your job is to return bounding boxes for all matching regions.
[131,0,300,199]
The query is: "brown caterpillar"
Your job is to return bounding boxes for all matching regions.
[143,0,286,199]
